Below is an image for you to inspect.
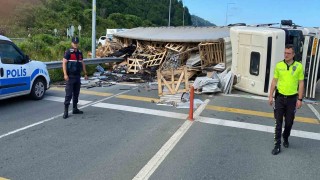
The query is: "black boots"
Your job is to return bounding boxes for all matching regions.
[271,146,281,155]
[272,138,289,155]
[73,104,83,114]
[63,105,69,119]
[63,104,83,119]
[283,138,289,148]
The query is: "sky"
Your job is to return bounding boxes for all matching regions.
[183,0,320,27]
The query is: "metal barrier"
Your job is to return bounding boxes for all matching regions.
[45,57,124,70]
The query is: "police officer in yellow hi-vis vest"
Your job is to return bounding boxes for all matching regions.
[268,44,304,155]
[62,37,88,119]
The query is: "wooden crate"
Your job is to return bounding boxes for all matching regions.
[157,66,189,96]
[199,41,224,68]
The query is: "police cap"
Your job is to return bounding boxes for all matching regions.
[72,37,79,44]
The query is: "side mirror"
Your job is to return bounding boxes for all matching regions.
[25,55,30,62]
[281,20,293,26]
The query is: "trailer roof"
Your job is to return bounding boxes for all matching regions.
[113,26,231,42]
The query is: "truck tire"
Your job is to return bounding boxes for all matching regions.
[30,78,46,100]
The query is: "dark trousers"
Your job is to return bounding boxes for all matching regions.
[274,96,297,147]
[64,77,81,107]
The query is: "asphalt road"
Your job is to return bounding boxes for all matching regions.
[0,83,319,180]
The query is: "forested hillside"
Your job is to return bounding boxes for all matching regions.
[0,0,40,19]
[0,0,195,37]
[191,15,216,26]
[0,0,215,82]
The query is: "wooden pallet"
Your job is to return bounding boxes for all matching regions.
[127,58,144,74]
[145,51,167,67]
[165,43,187,52]
[157,66,189,96]
[134,41,165,55]
[199,41,224,68]
[96,43,113,57]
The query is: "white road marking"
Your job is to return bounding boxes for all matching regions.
[132,99,210,180]
[115,82,140,87]
[193,99,210,118]
[133,120,193,180]
[0,113,64,139]
[0,89,133,140]
[307,104,320,123]
[197,116,320,141]
[43,96,92,105]
[92,103,188,120]
[2,93,320,179]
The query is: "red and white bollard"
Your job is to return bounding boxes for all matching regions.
[188,86,194,121]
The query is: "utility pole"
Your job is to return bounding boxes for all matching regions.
[168,0,172,26]
[183,6,185,26]
[225,3,235,26]
[92,0,96,58]
[182,0,185,26]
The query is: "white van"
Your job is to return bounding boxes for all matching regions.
[0,35,50,100]
[97,36,107,46]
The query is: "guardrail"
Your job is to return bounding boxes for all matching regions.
[45,57,124,70]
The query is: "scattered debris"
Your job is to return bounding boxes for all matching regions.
[89,32,234,97]
[157,92,203,109]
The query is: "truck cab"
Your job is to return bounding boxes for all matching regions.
[0,35,50,100]
[231,25,320,98]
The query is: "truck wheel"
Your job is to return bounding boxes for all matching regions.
[30,78,46,100]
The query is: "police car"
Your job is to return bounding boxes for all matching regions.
[0,35,50,100]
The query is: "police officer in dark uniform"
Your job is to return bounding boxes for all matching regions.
[62,37,88,119]
[268,44,304,155]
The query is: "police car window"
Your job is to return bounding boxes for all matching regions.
[0,43,24,64]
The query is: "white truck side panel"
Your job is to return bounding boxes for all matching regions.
[231,27,285,96]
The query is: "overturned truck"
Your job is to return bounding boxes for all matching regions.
[113,26,232,96]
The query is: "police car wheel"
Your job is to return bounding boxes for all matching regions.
[30,78,46,100]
